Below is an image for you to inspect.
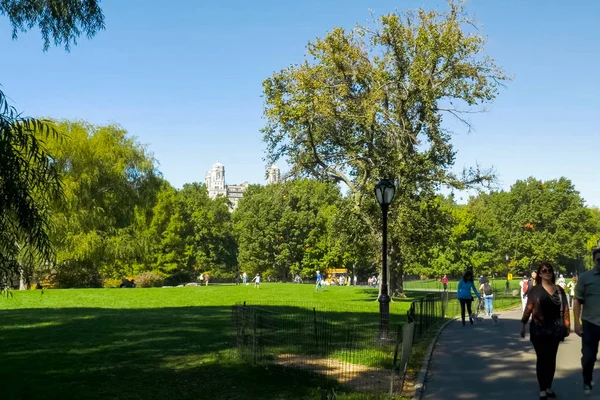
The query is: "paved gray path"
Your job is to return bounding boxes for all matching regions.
[422,308,600,400]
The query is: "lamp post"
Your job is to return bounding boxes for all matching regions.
[505,254,510,294]
[374,179,396,341]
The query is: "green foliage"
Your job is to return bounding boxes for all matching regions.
[39,121,163,285]
[134,271,163,288]
[0,0,105,51]
[234,179,364,280]
[102,278,122,288]
[0,90,63,289]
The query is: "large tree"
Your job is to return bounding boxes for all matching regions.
[261,2,508,290]
[0,0,105,288]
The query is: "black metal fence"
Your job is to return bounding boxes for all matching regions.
[231,294,450,398]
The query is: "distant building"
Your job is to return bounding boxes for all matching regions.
[267,165,281,185]
[204,162,281,211]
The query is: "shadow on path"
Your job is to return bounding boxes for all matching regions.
[423,309,600,400]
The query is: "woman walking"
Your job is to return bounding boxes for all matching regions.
[520,262,570,399]
[457,270,481,326]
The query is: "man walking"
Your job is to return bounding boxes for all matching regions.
[574,248,600,395]
[315,270,325,291]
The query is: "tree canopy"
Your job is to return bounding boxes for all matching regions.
[261,1,509,290]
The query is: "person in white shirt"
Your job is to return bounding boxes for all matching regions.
[557,274,566,289]
[251,273,260,289]
[566,276,577,308]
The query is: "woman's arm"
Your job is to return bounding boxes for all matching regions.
[561,287,571,330]
[471,282,480,298]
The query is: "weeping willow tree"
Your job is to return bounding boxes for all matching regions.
[0,0,105,288]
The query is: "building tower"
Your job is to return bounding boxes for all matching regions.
[206,162,227,199]
[267,165,281,185]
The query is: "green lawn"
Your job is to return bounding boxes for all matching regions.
[0,284,413,400]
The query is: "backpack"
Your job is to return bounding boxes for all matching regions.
[522,280,529,294]
[483,282,493,296]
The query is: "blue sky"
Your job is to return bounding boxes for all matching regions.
[1,0,599,206]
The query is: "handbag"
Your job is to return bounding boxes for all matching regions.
[555,291,569,340]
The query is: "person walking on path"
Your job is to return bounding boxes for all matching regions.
[479,277,494,316]
[521,274,531,311]
[520,262,570,400]
[457,270,480,326]
[574,248,600,396]
[441,275,449,291]
[243,272,248,285]
[204,273,210,286]
[566,276,576,308]
[315,270,325,291]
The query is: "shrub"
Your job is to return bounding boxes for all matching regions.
[135,271,164,288]
[103,278,122,288]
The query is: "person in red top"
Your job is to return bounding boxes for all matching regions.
[204,274,210,286]
[441,275,449,291]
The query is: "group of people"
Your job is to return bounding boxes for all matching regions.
[456,248,600,399]
[454,272,496,325]
[236,272,261,288]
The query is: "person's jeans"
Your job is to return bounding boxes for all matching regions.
[459,298,473,324]
[484,295,493,315]
[532,336,560,391]
[582,319,600,385]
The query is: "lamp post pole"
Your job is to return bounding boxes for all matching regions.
[374,179,395,341]
[379,202,391,340]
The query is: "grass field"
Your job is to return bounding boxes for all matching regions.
[0,284,415,400]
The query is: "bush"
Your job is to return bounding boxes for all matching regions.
[135,271,164,288]
[103,278,122,288]
[51,261,103,288]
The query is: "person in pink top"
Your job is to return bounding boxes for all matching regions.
[441,275,449,291]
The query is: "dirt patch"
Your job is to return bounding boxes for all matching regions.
[274,353,405,393]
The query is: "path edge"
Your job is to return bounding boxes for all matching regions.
[410,317,457,400]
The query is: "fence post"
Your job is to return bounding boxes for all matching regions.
[252,308,257,366]
[313,307,319,352]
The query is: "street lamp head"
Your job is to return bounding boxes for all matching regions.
[375,179,396,207]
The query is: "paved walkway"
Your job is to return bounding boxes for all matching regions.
[422,308,600,400]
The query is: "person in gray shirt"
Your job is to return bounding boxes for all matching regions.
[574,248,600,395]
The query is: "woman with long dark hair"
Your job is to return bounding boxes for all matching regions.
[521,262,570,399]
[457,270,481,326]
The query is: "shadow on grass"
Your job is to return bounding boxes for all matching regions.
[0,305,419,399]
[0,306,338,400]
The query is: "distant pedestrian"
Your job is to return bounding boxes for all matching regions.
[574,248,600,396]
[353,275,357,286]
[557,274,566,290]
[505,279,510,294]
[315,270,325,291]
[441,275,449,291]
[479,278,494,316]
[566,276,576,308]
[251,273,260,289]
[235,272,241,285]
[520,275,530,312]
[457,270,481,326]
[204,273,210,286]
[243,272,248,285]
[520,262,569,399]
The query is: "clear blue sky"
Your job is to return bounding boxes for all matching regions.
[1,0,599,206]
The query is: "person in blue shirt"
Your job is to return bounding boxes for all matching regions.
[457,270,481,326]
[316,270,325,291]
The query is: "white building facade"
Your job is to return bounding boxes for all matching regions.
[205,163,281,211]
